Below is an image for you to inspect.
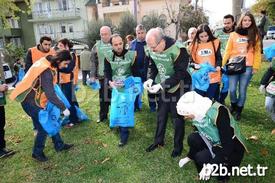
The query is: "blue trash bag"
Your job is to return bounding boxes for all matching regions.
[18,68,25,82]
[221,67,229,93]
[110,77,142,128]
[86,80,101,90]
[54,84,71,108]
[192,63,216,92]
[264,44,275,61]
[61,105,89,125]
[39,102,62,137]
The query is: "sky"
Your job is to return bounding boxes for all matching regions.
[194,0,257,27]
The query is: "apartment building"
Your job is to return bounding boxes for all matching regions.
[28,0,89,43]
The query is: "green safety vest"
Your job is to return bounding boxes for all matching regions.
[0,81,6,106]
[192,102,248,152]
[96,40,112,76]
[214,29,230,56]
[145,41,184,93]
[105,50,136,81]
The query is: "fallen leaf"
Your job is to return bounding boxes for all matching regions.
[102,143,108,148]
[248,135,259,141]
[271,129,275,135]
[101,157,110,164]
[98,178,103,183]
[260,148,269,156]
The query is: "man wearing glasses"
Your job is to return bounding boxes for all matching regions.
[144,27,191,158]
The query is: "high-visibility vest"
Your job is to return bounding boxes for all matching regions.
[190,39,221,83]
[59,53,79,84]
[30,46,56,63]
[10,58,57,109]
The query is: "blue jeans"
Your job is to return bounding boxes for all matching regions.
[228,66,253,107]
[21,102,65,155]
[195,83,220,101]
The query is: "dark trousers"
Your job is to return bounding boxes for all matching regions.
[82,70,90,85]
[99,78,111,120]
[219,91,228,105]
[148,93,157,111]
[61,82,79,124]
[21,102,65,155]
[0,106,6,149]
[153,89,185,153]
[187,132,245,180]
[119,127,129,144]
[195,83,220,101]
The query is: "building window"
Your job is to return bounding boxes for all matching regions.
[58,0,70,11]
[10,38,21,46]
[0,39,3,48]
[7,18,19,28]
[61,25,66,33]
[68,24,74,33]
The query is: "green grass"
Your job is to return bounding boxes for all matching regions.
[1,62,275,183]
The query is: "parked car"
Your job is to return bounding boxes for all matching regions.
[2,63,14,83]
[266,26,275,40]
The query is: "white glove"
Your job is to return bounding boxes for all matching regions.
[199,163,214,181]
[148,84,163,94]
[259,85,266,94]
[179,157,191,168]
[143,79,153,91]
[63,109,70,117]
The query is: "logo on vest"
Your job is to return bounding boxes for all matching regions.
[157,64,167,82]
[237,38,248,43]
[198,49,213,57]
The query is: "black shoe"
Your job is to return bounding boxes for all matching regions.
[146,143,164,152]
[171,150,182,158]
[0,148,16,159]
[56,144,74,152]
[32,153,48,162]
[118,141,126,147]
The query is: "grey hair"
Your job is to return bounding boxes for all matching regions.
[135,24,146,32]
[100,26,111,34]
[146,27,165,43]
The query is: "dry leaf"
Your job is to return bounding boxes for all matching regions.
[260,148,269,156]
[101,157,110,164]
[248,135,258,141]
[271,129,275,135]
[102,143,108,148]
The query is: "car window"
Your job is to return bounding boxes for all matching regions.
[268,26,275,31]
[3,65,9,71]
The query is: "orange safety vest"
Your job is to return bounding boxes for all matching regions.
[59,53,79,84]
[190,39,221,83]
[227,32,255,67]
[30,46,56,64]
[10,58,57,109]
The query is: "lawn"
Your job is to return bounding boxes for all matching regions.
[0,62,274,183]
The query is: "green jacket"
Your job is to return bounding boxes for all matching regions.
[80,50,92,71]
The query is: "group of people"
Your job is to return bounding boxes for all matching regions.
[0,10,271,182]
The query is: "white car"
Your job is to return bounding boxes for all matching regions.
[266,26,275,39]
[2,63,14,83]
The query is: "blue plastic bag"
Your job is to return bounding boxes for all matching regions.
[39,102,62,137]
[264,44,275,61]
[192,63,216,91]
[61,105,89,125]
[221,68,229,93]
[54,84,71,108]
[18,68,25,82]
[74,84,80,92]
[110,77,141,128]
[86,80,101,90]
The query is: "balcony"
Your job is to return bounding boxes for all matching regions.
[99,0,130,14]
[40,31,85,41]
[0,28,22,37]
[28,8,81,23]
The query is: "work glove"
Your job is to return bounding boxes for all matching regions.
[199,163,214,181]
[148,84,163,94]
[143,79,153,91]
[179,157,191,168]
[259,84,266,94]
[63,109,70,117]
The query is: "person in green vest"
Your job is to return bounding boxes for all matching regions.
[214,14,235,105]
[0,61,15,158]
[177,91,248,181]
[91,26,113,123]
[144,27,191,158]
[104,34,137,147]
